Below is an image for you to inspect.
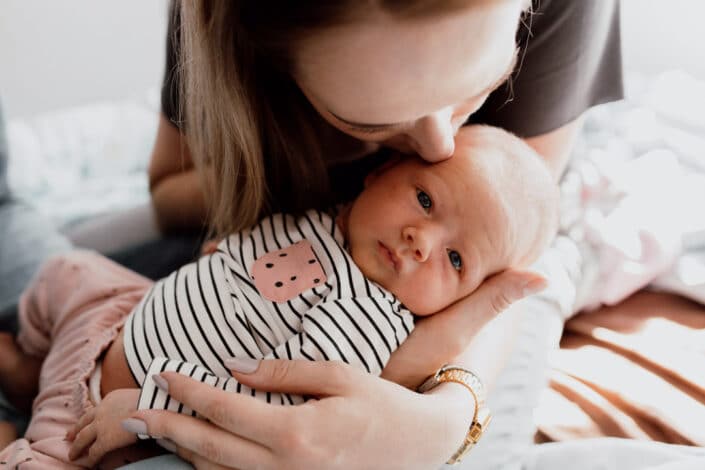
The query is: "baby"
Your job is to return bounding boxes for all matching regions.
[0,125,558,468]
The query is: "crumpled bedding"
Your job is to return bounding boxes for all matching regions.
[536,292,705,445]
[6,94,157,227]
[533,70,705,464]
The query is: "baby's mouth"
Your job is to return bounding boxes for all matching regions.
[378,241,399,272]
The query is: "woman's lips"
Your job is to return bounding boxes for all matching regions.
[378,241,399,272]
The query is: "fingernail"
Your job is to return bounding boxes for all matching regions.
[522,277,547,298]
[122,418,148,435]
[152,374,169,392]
[224,357,260,374]
[156,438,177,453]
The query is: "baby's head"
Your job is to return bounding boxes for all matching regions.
[342,125,558,315]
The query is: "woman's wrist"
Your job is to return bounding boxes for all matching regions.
[420,365,495,465]
[423,381,477,456]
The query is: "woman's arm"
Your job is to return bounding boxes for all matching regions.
[124,268,545,469]
[523,116,584,182]
[148,114,207,233]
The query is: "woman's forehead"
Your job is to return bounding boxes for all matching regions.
[294,2,522,125]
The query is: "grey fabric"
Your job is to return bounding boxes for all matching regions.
[0,98,72,324]
[0,99,9,202]
[66,201,203,281]
[120,454,193,470]
[0,383,28,441]
[0,201,72,319]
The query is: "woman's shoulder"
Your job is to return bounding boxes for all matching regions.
[469,0,623,137]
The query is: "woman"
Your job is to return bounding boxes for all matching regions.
[113,1,623,469]
[4,0,623,468]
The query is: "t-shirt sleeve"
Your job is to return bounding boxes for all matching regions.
[161,0,182,128]
[469,0,624,138]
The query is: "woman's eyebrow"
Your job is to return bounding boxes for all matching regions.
[329,49,519,130]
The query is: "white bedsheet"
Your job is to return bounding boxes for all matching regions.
[523,70,705,470]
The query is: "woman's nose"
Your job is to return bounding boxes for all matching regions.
[402,226,433,262]
[409,108,456,162]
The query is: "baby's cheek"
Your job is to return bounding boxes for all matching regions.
[396,276,451,316]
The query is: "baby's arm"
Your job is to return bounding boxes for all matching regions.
[66,388,140,466]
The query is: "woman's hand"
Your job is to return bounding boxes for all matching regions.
[382,268,546,388]
[127,361,469,470]
[124,268,545,470]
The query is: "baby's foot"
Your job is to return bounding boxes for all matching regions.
[0,332,41,412]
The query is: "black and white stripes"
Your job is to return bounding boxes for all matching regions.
[124,209,415,415]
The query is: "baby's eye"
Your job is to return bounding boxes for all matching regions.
[416,189,432,211]
[447,250,462,271]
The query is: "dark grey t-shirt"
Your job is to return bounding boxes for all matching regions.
[468,0,623,137]
[160,0,623,207]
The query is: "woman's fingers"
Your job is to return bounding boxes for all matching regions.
[128,409,273,469]
[432,268,545,342]
[229,358,366,397]
[381,269,546,387]
[457,268,545,324]
[68,422,96,461]
[155,372,283,443]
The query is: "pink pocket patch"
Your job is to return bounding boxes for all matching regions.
[251,240,327,303]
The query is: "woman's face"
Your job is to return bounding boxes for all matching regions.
[293,1,524,162]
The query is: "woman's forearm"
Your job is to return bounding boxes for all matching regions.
[524,116,584,182]
[151,168,207,233]
[450,303,522,393]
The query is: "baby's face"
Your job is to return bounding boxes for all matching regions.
[346,143,518,315]
[345,126,556,315]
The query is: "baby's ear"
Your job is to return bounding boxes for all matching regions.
[363,155,403,187]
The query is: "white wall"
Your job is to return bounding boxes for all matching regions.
[621,0,705,81]
[0,0,703,119]
[0,0,169,119]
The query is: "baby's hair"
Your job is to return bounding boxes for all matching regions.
[455,125,560,267]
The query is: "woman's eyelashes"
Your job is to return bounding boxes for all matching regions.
[350,126,386,135]
[416,189,432,211]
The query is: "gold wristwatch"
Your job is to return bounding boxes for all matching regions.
[418,365,492,465]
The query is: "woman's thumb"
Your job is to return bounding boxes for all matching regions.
[478,269,547,318]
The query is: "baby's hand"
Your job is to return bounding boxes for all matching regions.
[67,388,140,466]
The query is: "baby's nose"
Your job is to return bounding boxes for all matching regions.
[402,226,432,262]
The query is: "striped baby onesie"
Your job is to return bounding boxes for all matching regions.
[123,209,415,414]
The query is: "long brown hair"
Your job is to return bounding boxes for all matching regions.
[178,0,501,237]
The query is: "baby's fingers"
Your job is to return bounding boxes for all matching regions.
[68,422,96,461]
[66,407,95,442]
